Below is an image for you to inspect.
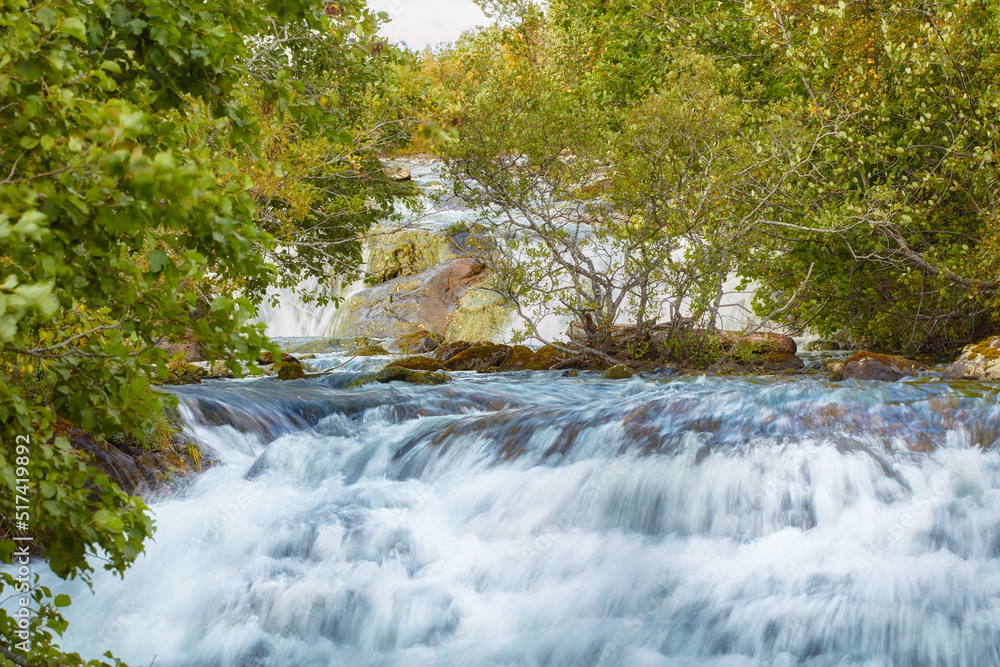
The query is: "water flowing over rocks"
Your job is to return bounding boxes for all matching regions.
[45,359,1000,667]
[943,335,1000,380]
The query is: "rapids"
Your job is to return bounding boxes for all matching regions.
[42,355,1000,665]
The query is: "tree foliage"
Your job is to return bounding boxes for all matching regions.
[434,0,1000,353]
[0,0,413,664]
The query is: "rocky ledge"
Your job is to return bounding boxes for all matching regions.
[942,336,1000,380]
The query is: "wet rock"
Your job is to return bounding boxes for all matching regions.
[442,343,512,372]
[829,351,926,382]
[258,351,299,365]
[349,366,452,387]
[561,370,579,377]
[275,360,306,381]
[352,344,389,357]
[600,364,635,379]
[389,329,443,354]
[386,356,446,372]
[433,340,477,361]
[942,336,1000,380]
[499,345,565,371]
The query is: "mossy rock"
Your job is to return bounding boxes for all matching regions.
[433,340,476,361]
[497,345,554,371]
[259,351,299,365]
[386,356,446,371]
[389,329,443,354]
[158,361,208,385]
[444,282,513,343]
[353,344,389,356]
[349,366,452,387]
[442,343,512,372]
[942,336,1000,380]
[366,229,458,286]
[274,360,306,381]
[601,364,635,379]
[829,351,926,382]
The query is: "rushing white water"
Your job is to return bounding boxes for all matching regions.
[43,355,1000,667]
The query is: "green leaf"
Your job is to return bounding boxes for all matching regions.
[148,250,169,272]
[59,17,88,43]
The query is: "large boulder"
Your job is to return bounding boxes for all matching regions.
[942,336,1000,380]
[829,351,926,382]
[332,258,487,339]
[365,228,460,286]
[442,343,512,372]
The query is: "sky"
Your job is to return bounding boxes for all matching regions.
[367,0,489,51]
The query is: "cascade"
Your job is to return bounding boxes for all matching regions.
[26,348,1000,667]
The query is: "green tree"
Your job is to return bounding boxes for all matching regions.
[744,0,1000,349]
[441,9,798,359]
[0,0,406,664]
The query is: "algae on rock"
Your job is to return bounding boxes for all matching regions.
[366,229,460,286]
[445,284,513,343]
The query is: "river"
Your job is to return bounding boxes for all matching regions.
[47,348,1000,666]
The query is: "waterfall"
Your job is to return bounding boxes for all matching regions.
[33,358,1000,666]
